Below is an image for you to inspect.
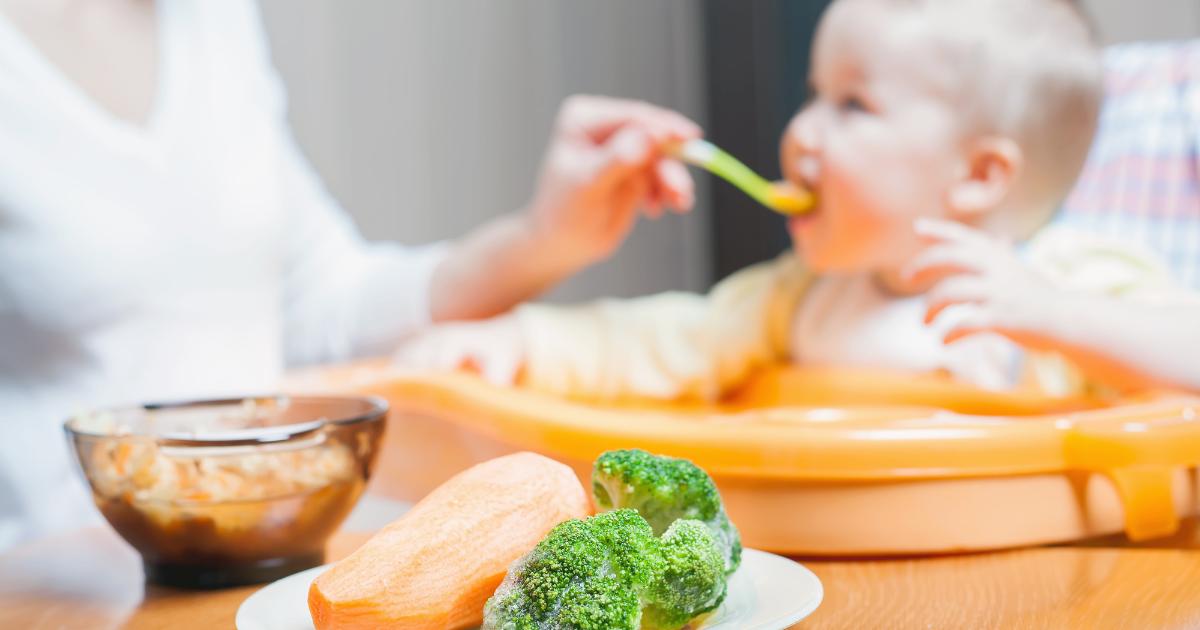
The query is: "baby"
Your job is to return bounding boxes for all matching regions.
[399,0,1196,400]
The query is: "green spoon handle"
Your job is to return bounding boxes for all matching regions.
[670,139,813,215]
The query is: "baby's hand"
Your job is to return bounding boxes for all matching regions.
[904,219,1062,350]
[394,315,525,386]
[527,95,701,267]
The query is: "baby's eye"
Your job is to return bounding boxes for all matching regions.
[837,95,868,114]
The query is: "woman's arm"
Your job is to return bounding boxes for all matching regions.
[429,95,701,322]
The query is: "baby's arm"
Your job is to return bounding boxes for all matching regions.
[907,219,1200,392]
[1001,293,1200,392]
[398,259,797,400]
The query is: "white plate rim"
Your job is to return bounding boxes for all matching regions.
[235,547,822,630]
[736,548,824,630]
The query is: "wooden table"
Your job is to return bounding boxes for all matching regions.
[5,521,1200,629]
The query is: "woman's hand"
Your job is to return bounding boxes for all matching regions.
[525,95,701,267]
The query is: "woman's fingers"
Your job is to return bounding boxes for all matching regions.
[654,158,694,213]
[559,95,701,145]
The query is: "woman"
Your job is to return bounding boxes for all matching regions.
[0,0,698,548]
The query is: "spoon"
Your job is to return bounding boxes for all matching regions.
[668,139,814,215]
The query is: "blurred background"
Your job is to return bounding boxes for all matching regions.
[259,0,1200,302]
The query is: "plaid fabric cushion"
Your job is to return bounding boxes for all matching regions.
[1055,40,1200,289]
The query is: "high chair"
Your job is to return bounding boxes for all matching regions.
[290,361,1200,555]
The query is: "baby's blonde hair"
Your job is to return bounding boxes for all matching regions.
[887,0,1103,233]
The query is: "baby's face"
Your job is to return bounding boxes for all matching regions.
[781,0,969,274]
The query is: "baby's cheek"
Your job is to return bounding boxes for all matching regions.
[849,182,931,257]
[844,213,895,266]
[866,213,925,269]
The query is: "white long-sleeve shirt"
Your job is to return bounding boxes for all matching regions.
[0,0,445,548]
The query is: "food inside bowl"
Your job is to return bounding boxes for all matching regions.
[67,396,385,588]
[86,433,357,504]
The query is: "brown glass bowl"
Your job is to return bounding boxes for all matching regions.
[65,395,386,589]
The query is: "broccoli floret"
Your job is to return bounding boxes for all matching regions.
[483,510,658,630]
[592,449,742,575]
[482,509,727,630]
[641,520,727,630]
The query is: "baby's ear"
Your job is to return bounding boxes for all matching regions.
[946,137,1023,219]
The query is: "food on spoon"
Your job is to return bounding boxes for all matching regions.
[308,452,590,630]
[482,509,726,630]
[592,448,742,575]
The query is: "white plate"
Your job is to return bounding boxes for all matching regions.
[236,548,822,630]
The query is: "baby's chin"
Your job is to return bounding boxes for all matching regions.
[789,216,873,273]
[793,243,878,274]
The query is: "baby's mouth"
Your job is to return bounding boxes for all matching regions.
[788,181,820,219]
[784,189,820,246]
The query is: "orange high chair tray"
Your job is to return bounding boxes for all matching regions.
[289,362,1200,556]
